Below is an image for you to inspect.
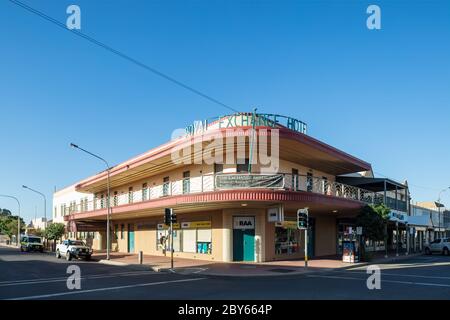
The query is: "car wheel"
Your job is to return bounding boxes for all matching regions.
[56,250,61,259]
[39,248,44,253]
[85,255,91,261]
[425,247,431,255]
[20,247,23,252]
[66,251,72,261]
[443,247,449,256]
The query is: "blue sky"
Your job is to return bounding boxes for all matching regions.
[1,0,449,222]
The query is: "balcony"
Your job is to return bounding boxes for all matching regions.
[64,173,393,216]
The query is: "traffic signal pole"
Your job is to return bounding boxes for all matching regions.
[304,228,308,268]
[170,217,174,271]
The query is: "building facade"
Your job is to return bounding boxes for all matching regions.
[53,113,409,262]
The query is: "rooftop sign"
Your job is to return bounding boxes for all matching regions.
[185,113,307,136]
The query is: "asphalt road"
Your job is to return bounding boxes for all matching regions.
[1,246,450,300]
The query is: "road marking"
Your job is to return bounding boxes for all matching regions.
[0,270,156,287]
[333,270,450,281]
[306,274,450,288]
[8,277,206,300]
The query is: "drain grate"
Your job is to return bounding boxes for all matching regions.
[269,268,296,273]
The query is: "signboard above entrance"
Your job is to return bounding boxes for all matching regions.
[233,217,255,230]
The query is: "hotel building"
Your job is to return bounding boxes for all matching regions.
[53,113,409,262]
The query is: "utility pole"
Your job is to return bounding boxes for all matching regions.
[70,143,112,260]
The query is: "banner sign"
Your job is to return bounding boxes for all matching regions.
[215,174,284,189]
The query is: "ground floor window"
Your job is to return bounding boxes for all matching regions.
[275,222,300,255]
[156,222,212,254]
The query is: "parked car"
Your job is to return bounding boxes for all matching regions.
[56,239,93,261]
[20,235,44,252]
[425,238,450,255]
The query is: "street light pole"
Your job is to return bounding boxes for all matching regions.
[437,187,450,239]
[70,143,111,260]
[22,186,46,228]
[0,195,21,247]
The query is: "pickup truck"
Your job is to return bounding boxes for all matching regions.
[424,238,450,256]
[56,239,93,261]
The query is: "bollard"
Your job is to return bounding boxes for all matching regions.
[138,251,143,265]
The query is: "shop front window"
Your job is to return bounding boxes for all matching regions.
[275,225,300,255]
[156,223,212,255]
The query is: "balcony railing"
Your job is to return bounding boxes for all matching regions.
[64,173,401,215]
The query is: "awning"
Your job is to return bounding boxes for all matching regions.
[408,215,432,230]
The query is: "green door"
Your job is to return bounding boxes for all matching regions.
[128,224,135,253]
[243,229,255,261]
[233,228,255,262]
[233,229,244,261]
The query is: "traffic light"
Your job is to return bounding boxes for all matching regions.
[164,208,177,225]
[171,211,177,223]
[164,208,172,225]
[297,208,308,229]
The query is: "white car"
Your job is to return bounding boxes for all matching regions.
[425,238,450,256]
[56,239,93,261]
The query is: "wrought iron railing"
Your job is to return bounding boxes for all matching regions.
[64,173,398,214]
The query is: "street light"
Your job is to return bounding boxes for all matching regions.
[0,195,21,247]
[437,187,450,239]
[22,185,46,229]
[70,143,111,260]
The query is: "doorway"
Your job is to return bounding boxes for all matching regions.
[128,224,135,253]
[232,217,255,262]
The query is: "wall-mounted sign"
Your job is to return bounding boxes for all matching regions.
[233,217,255,230]
[216,174,284,189]
[181,221,212,229]
[268,206,284,222]
[275,221,297,229]
[157,223,180,230]
[389,211,408,224]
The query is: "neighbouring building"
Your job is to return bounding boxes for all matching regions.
[412,202,447,240]
[53,112,410,262]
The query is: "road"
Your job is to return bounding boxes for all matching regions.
[1,246,450,300]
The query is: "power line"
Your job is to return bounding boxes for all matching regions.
[7,0,239,114]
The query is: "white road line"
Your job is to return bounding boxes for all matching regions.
[332,270,450,280]
[306,274,450,288]
[0,270,155,287]
[8,278,206,300]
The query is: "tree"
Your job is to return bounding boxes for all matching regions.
[0,208,12,216]
[0,215,25,240]
[356,204,390,260]
[44,223,66,241]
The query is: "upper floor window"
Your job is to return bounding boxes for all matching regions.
[54,206,57,218]
[183,171,190,194]
[237,159,249,173]
[128,187,134,204]
[100,194,105,209]
[163,177,170,196]
[292,169,299,191]
[307,172,313,192]
[142,183,148,201]
[113,191,118,206]
[214,163,224,174]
